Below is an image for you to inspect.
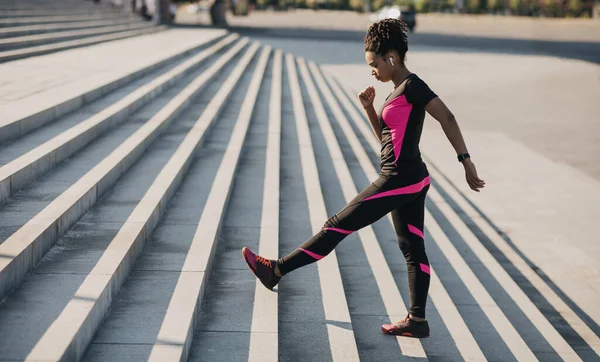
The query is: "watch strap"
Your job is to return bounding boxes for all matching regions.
[457,153,470,162]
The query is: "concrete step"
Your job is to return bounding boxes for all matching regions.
[0,32,233,205]
[0,0,120,12]
[0,39,255,361]
[0,31,598,362]
[0,21,155,51]
[0,35,246,311]
[0,23,165,63]
[25,38,260,362]
[0,14,134,28]
[86,49,274,362]
[0,8,124,18]
[0,0,158,62]
[0,18,143,39]
[0,29,229,144]
[0,9,124,19]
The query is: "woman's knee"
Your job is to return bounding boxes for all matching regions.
[397,235,411,254]
[397,235,425,257]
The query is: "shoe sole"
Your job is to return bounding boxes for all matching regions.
[381,326,430,338]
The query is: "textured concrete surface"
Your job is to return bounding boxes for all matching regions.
[0,89,196,359]
[0,28,227,140]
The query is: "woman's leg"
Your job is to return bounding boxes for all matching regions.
[391,184,431,319]
[242,175,430,291]
[381,185,431,338]
[277,176,421,276]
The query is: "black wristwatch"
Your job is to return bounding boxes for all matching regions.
[457,153,470,163]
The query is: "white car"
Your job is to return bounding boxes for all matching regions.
[370,5,417,32]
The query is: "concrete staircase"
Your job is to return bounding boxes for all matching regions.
[0,28,598,362]
[0,0,164,63]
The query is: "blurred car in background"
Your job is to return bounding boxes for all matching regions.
[370,5,417,32]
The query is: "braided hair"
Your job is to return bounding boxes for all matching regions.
[364,18,409,65]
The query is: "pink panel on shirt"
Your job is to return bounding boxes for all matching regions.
[382,95,413,164]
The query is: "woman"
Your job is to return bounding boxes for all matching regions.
[242,18,485,338]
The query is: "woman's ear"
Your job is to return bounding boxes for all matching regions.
[385,52,395,65]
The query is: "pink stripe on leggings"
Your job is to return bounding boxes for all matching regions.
[362,176,430,201]
[323,227,353,235]
[408,224,424,239]
[420,263,431,275]
[299,248,324,260]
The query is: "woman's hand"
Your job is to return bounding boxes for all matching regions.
[462,159,485,192]
[359,86,376,109]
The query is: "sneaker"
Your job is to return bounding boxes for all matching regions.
[381,315,430,338]
[242,247,281,290]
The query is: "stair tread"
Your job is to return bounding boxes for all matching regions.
[0,28,227,135]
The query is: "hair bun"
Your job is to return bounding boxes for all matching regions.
[364,19,409,61]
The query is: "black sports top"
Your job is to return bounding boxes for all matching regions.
[377,74,437,179]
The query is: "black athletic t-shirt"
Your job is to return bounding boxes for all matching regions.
[378,74,437,178]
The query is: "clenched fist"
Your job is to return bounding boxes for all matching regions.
[359,86,376,109]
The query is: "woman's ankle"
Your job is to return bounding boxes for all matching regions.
[409,314,426,322]
[274,264,282,277]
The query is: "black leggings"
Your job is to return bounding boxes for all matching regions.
[277,174,431,318]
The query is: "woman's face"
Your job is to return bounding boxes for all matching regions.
[365,51,392,83]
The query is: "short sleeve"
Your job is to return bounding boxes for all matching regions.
[405,77,437,107]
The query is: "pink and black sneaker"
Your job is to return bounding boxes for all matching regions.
[382,315,430,338]
[242,247,281,290]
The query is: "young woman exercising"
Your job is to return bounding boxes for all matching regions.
[242,18,485,338]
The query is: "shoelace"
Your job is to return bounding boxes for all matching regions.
[395,315,411,328]
[256,255,272,268]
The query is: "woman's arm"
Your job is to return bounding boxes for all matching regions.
[358,86,382,142]
[425,97,486,192]
[364,104,382,142]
